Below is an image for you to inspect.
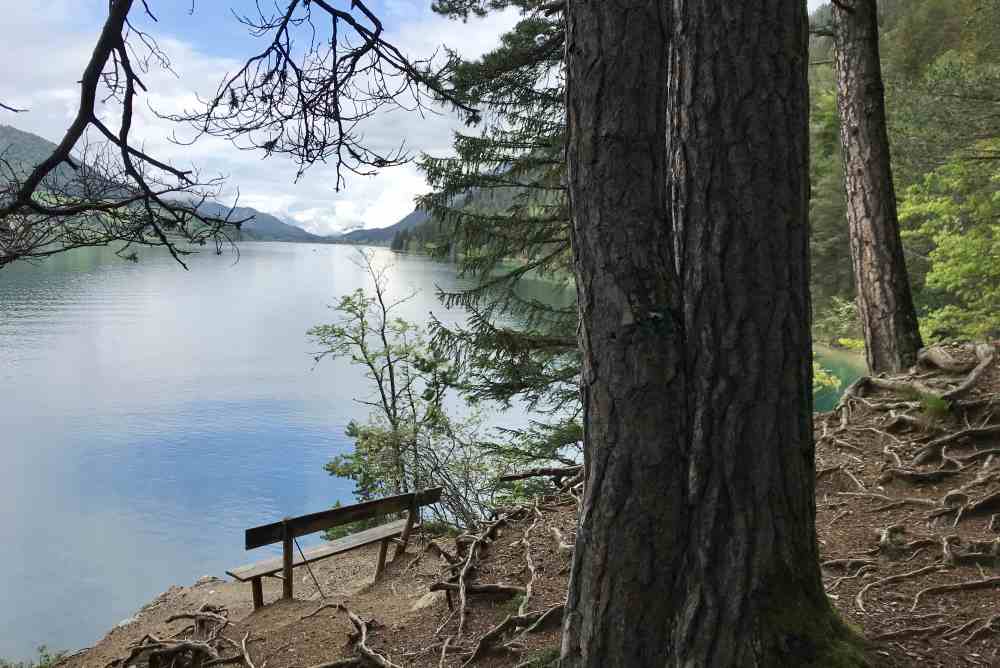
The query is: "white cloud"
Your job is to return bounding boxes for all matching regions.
[0,1,520,235]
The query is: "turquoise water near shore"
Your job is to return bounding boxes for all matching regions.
[814,345,867,412]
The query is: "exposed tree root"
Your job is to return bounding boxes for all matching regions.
[855,563,943,613]
[879,466,967,485]
[913,426,1000,466]
[962,615,1000,645]
[822,557,877,571]
[942,344,997,401]
[336,604,402,668]
[304,659,364,668]
[110,635,225,668]
[919,346,977,375]
[461,605,564,666]
[911,576,1000,611]
[518,500,542,616]
[871,624,952,641]
[107,607,238,668]
[826,564,878,592]
[549,527,574,554]
[429,582,526,598]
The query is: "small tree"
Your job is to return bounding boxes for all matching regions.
[309,249,503,527]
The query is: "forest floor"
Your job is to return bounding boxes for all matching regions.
[61,342,1000,668]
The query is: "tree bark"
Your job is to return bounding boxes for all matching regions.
[833,0,922,374]
[561,0,687,662]
[561,1,866,666]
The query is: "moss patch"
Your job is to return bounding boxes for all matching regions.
[761,577,870,667]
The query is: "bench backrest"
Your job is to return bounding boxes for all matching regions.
[245,487,442,549]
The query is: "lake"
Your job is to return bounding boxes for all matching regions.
[0,242,862,659]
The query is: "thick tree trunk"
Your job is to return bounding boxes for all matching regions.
[561,0,688,662]
[561,1,866,666]
[834,0,922,374]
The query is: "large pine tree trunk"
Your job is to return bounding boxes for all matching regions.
[560,0,689,661]
[834,0,922,373]
[561,2,866,665]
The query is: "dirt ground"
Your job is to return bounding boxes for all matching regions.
[816,342,1000,667]
[62,342,1000,668]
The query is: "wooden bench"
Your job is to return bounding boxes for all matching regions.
[227,488,442,609]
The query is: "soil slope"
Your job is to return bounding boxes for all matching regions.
[61,342,999,667]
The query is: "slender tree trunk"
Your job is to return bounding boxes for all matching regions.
[834,0,922,373]
[561,1,866,665]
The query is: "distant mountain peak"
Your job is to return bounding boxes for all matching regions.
[338,208,430,245]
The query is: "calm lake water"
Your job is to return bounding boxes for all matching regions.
[0,242,862,659]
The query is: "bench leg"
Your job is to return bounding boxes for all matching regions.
[251,578,263,610]
[393,504,417,562]
[282,529,294,600]
[374,538,390,582]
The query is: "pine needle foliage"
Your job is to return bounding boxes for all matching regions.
[417,0,580,466]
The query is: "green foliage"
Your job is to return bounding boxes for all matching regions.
[813,298,863,350]
[310,250,515,527]
[882,0,965,80]
[899,145,1000,339]
[0,647,65,668]
[808,0,1000,345]
[809,88,853,314]
[920,393,953,420]
[415,1,581,471]
[320,500,387,541]
[813,361,842,395]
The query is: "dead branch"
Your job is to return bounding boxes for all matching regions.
[499,465,582,483]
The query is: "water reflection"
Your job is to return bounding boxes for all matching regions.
[0,244,863,659]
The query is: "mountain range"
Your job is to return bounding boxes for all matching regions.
[0,123,424,244]
[335,207,430,245]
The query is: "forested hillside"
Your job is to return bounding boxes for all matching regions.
[810,0,1000,343]
[386,1,999,346]
[338,207,430,245]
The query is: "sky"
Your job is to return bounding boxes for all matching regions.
[0,1,828,235]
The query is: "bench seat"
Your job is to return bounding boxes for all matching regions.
[227,518,410,582]
[230,488,441,609]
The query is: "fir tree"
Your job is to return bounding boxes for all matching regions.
[418,1,580,468]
